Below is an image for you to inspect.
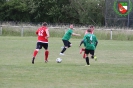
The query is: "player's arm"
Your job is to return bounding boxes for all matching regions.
[72,33,81,36]
[36,30,38,35]
[79,35,86,47]
[95,41,98,48]
[79,39,84,47]
[45,29,50,38]
[95,37,98,48]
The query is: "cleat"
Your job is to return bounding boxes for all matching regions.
[85,65,90,66]
[32,57,35,64]
[83,53,86,59]
[45,60,48,63]
[59,53,65,55]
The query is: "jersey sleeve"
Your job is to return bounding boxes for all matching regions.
[45,28,49,37]
[93,35,98,47]
[46,28,49,31]
[83,35,87,47]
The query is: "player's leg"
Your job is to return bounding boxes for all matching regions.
[68,41,72,48]
[60,40,68,55]
[82,48,86,59]
[32,42,42,64]
[43,43,49,63]
[90,50,97,61]
[85,49,90,66]
[80,48,85,54]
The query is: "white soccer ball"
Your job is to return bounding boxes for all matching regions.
[56,58,62,63]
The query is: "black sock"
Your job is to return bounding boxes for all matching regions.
[91,55,94,59]
[85,57,90,65]
[61,47,66,53]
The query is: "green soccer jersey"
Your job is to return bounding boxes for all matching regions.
[62,29,73,40]
[83,33,98,50]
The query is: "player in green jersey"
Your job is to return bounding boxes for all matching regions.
[83,28,98,66]
[60,24,81,55]
[79,25,95,59]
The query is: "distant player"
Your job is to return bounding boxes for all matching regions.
[60,24,81,55]
[32,22,50,64]
[79,25,95,58]
[83,28,98,66]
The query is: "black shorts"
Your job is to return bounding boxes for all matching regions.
[85,49,94,56]
[36,42,48,50]
[62,40,71,47]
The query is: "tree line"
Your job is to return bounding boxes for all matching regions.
[0,0,105,26]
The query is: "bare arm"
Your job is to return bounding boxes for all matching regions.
[46,29,50,38]
[72,33,81,36]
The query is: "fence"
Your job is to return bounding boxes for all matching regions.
[0,25,88,37]
[0,25,38,36]
[1,25,133,40]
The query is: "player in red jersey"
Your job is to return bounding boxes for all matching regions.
[32,22,50,64]
[79,25,95,59]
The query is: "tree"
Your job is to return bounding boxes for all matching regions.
[29,0,72,23]
[0,0,105,26]
[0,0,31,21]
[69,0,105,25]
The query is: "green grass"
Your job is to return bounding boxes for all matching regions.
[0,36,133,88]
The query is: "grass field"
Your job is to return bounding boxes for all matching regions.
[0,36,133,88]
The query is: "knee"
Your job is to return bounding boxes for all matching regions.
[64,46,68,48]
[85,54,88,58]
[45,49,49,51]
[36,49,39,51]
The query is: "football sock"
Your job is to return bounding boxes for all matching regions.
[45,50,49,61]
[80,48,85,54]
[32,57,35,64]
[33,50,38,57]
[85,57,90,65]
[91,55,94,59]
[83,52,86,58]
[82,48,85,51]
[61,47,66,53]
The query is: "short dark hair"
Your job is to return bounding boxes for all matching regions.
[88,25,94,28]
[42,22,48,26]
[87,28,92,32]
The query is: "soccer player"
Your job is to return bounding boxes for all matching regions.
[32,22,50,64]
[60,24,81,55]
[79,25,95,58]
[83,28,98,66]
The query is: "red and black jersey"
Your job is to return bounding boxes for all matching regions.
[36,26,48,43]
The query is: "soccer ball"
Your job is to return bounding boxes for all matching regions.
[56,58,62,63]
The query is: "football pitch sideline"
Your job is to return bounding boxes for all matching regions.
[0,36,133,88]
